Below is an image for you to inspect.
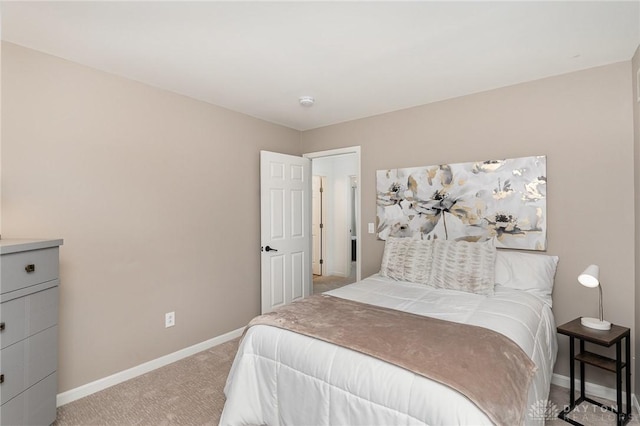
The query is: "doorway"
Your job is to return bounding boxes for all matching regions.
[304,147,361,294]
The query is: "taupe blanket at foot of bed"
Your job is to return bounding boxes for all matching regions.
[247,294,536,426]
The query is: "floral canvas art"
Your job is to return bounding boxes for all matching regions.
[376,155,547,250]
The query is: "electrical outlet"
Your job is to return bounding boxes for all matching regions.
[165,311,175,328]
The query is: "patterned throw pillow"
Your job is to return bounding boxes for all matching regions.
[403,239,434,284]
[429,239,497,295]
[379,237,411,280]
[380,237,434,283]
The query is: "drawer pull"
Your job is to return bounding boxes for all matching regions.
[25,264,35,273]
[0,374,4,384]
[0,322,4,331]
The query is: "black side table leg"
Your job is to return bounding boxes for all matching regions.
[559,337,577,423]
[579,340,585,401]
[626,335,631,423]
[616,341,622,426]
[570,337,576,408]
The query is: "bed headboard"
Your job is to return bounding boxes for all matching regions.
[376,155,547,251]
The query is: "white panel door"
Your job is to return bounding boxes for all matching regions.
[261,151,311,314]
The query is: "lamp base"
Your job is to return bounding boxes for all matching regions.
[581,317,611,330]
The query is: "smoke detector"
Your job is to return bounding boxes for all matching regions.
[299,96,315,107]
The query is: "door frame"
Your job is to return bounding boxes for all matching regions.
[312,175,327,276]
[304,146,361,285]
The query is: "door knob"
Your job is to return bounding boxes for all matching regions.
[264,246,278,252]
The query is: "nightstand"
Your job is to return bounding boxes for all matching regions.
[557,317,631,426]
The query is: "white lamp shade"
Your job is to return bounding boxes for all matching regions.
[578,264,600,288]
[577,264,610,330]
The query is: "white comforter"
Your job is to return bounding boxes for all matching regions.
[220,274,557,425]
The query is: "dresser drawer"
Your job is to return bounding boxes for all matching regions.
[1,286,58,350]
[0,248,59,294]
[0,372,57,426]
[0,326,57,405]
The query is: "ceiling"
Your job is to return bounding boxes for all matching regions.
[2,1,639,131]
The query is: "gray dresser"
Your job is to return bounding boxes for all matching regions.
[0,239,63,426]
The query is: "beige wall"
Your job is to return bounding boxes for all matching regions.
[633,45,640,393]
[2,40,637,394]
[302,62,636,388]
[1,42,301,392]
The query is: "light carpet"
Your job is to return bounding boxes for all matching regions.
[54,336,637,425]
[54,338,238,426]
[313,262,357,294]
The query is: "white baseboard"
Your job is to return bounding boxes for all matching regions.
[552,373,637,411]
[56,327,244,407]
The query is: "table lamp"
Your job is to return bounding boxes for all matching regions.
[578,264,611,330]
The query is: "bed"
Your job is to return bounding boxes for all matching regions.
[220,239,559,425]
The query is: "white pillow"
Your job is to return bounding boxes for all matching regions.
[429,239,497,296]
[494,250,559,306]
